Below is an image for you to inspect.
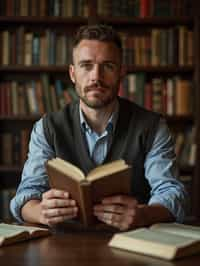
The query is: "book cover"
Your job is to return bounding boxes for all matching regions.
[46,158,132,227]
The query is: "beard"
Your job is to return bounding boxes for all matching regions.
[75,80,120,109]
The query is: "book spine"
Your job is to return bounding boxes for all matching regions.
[175,79,191,115]
[79,182,93,228]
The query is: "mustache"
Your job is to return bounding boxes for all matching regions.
[85,81,111,91]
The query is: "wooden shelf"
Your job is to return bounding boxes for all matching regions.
[0,114,194,123]
[0,115,41,121]
[0,16,193,26]
[179,165,194,174]
[0,65,69,73]
[0,65,194,74]
[126,66,194,74]
[0,16,88,25]
[0,165,22,172]
[165,115,194,123]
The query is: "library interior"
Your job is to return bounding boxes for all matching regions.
[0,0,200,226]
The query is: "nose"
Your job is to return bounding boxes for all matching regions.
[90,64,103,82]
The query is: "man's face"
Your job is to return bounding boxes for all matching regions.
[69,40,122,109]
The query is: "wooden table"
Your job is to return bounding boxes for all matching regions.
[0,229,200,266]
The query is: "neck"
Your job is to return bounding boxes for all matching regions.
[80,100,117,134]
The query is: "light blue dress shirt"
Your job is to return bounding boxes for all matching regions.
[10,107,188,223]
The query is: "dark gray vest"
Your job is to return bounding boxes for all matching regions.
[43,98,161,203]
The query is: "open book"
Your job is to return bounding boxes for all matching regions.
[0,223,50,247]
[46,158,131,227]
[109,223,200,260]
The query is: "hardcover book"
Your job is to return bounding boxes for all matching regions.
[46,158,131,227]
[109,223,200,260]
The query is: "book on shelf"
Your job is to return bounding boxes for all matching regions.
[46,158,131,227]
[0,129,31,166]
[0,223,51,247]
[109,222,200,261]
[0,0,88,17]
[175,78,192,115]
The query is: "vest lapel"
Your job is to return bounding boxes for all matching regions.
[105,99,134,162]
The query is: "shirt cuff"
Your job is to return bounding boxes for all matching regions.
[148,195,187,223]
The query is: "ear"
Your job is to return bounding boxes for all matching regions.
[69,64,75,83]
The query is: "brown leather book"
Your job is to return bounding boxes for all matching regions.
[46,158,132,228]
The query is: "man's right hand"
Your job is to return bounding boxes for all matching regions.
[21,189,78,226]
[39,189,78,226]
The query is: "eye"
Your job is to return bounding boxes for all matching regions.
[80,63,93,70]
[103,63,116,71]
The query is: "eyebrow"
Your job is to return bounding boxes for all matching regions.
[78,60,117,65]
[78,60,93,65]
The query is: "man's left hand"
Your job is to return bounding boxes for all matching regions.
[93,195,145,231]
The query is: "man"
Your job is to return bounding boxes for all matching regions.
[10,24,188,231]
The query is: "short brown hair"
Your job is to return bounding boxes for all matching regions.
[72,24,122,54]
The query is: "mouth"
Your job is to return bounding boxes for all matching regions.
[86,86,106,93]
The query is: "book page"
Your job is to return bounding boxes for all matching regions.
[0,223,50,247]
[87,159,130,181]
[0,223,49,236]
[47,158,85,181]
[109,228,200,260]
[0,223,27,238]
[150,223,200,240]
[124,228,197,247]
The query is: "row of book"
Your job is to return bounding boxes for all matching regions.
[0,73,193,117]
[121,74,193,116]
[0,188,16,221]
[0,26,193,66]
[0,0,88,17]
[0,129,30,166]
[121,27,193,66]
[0,76,78,116]
[0,0,193,18]
[97,0,193,17]
[0,28,74,66]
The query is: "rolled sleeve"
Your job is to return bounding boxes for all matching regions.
[145,118,189,222]
[10,118,55,222]
[10,190,42,223]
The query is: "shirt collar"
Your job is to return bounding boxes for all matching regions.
[79,101,119,135]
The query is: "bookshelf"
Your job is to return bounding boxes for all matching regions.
[0,0,199,220]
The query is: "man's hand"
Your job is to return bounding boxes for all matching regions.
[93,195,143,231]
[94,195,174,231]
[39,189,78,226]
